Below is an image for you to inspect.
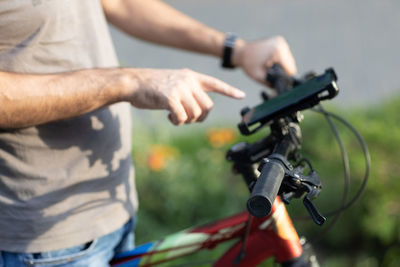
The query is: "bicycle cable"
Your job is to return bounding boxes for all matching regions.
[308,103,351,243]
[297,104,370,243]
[313,105,371,213]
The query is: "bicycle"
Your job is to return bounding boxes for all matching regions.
[110,65,370,267]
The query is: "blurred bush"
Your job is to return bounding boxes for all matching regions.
[131,97,400,266]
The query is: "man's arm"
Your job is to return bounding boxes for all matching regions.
[101,0,225,58]
[101,0,297,82]
[0,68,244,129]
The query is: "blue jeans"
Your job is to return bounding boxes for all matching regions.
[0,217,136,267]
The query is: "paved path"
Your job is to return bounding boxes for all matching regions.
[109,0,399,122]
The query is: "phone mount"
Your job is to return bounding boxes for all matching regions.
[238,68,338,135]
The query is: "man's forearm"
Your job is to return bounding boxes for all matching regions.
[101,0,229,58]
[0,67,244,129]
[0,69,128,129]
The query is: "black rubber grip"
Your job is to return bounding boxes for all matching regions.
[266,64,294,93]
[247,160,285,217]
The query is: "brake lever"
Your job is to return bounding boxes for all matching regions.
[303,195,326,226]
[280,166,326,225]
[302,184,326,226]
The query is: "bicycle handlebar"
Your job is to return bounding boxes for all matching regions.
[247,157,285,217]
[247,122,301,218]
[233,64,331,223]
[246,66,300,218]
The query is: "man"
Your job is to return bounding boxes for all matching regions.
[0,0,296,266]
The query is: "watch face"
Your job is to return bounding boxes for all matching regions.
[224,33,238,47]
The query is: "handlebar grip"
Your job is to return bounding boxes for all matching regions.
[247,159,285,217]
[266,64,294,94]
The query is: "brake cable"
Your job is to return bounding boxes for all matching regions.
[295,104,371,243]
[314,104,371,212]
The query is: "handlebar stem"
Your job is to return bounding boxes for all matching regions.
[272,122,302,158]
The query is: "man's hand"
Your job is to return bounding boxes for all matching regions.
[232,36,297,85]
[123,68,245,125]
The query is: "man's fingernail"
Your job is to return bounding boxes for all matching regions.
[234,90,246,98]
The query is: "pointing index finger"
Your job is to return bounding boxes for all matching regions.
[195,72,246,99]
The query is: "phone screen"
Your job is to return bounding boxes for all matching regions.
[240,69,338,134]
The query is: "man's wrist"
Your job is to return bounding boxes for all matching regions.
[231,38,245,68]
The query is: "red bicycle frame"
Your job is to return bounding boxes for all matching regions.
[110,197,303,267]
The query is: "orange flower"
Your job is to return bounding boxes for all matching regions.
[206,128,237,148]
[147,145,178,171]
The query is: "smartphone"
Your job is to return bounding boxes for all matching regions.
[239,68,338,135]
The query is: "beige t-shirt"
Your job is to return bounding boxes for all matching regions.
[0,0,138,253]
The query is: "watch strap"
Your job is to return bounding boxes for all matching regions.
[222,33,238,69]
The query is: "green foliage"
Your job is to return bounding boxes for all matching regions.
[131,97,400,266]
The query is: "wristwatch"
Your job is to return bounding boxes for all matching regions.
[221,32,238,69]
